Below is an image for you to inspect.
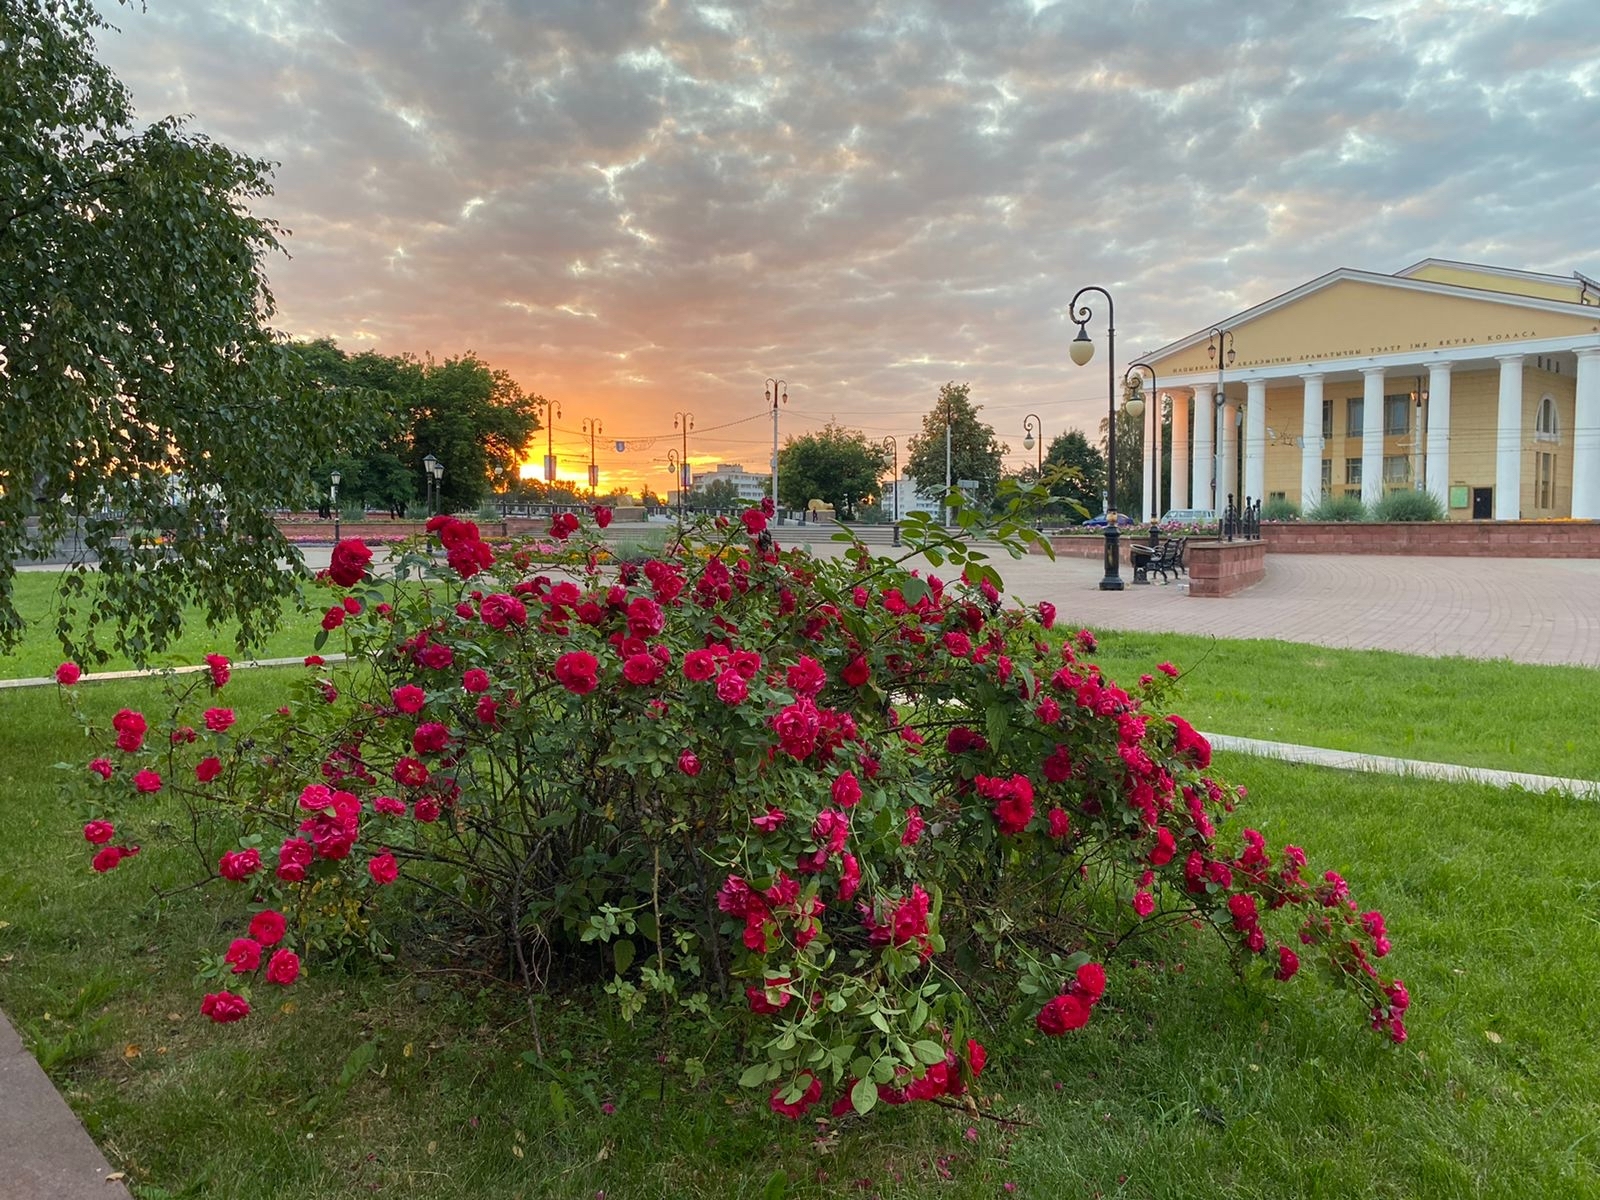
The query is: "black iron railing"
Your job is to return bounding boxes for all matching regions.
[1223,495,1262,542]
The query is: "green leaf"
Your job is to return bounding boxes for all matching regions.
[763,1169,788,1200]
[900,577,930,607]
[911,1039,946,1065]
[738,1062,769,1088]
[850,1075,878,1115]
[612,938,636,976]
[313,627,329,651]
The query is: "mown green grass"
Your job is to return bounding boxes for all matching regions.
[2,669,1598,1198]
[3,570,327,680]
[1090,630,1600,781]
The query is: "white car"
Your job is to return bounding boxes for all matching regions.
[1160,508,1218,524]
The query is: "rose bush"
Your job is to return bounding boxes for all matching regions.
[60,497,1407,1120]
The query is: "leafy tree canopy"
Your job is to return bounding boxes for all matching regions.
[1043,429,1106,518]
[1097,405,1145,517]
[0,0,382,662]
[776,422,890,520]
[692,478,746,509]
[905,383,1006,511]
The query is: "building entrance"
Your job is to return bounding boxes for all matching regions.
[1471,487,1493,520]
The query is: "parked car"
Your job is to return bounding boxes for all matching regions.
[1160,508,1218,525]
[1083,512,1135,528]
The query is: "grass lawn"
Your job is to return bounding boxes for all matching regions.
[2,570,328,681]
[2,666,1598,1198]
[1089,630,1600,781]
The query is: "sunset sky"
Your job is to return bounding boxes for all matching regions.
[95,0,1600,494]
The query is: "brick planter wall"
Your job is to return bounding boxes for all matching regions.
[1187,540,1266,597]
[1035,535,1147,564]
[1262,521,1600,557]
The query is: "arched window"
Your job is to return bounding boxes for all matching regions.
[1535,396,1560,442]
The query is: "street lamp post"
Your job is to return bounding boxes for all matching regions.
[1067,284,1130,591]
[881,436,898,522]
[1022,414,1043,529]
[673,411,695,514]
[1208,327,1236,510]
[541,398,562,484]
[666,450,681,521]
[1123,363,1158,521]
[330,470,342,543]
[422,454,439,516]
[582,418,603,497]
[766,379,787,522]
[431,459,445,515]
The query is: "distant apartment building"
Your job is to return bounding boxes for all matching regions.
[667,462,768,507]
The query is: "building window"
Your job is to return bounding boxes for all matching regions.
[1269,491,1286,503]
[1536,452,1557,508]
[1383,455,1411,489]
[1346,397,1363,438]
[1321,399,1333,441]
[1384,395,1410,436]
[1345,458,1362,486]
[1320,458,1332,490]
[1535,396,1560,442]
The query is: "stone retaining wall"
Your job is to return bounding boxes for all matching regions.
[1262,521,1600,557]
[1187,540,1266,597]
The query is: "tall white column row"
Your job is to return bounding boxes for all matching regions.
[1575,349,1600,520]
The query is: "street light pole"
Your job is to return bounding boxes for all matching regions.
[330,470,342,543]
[582,418,603,497]
[1067,284,1126,590]
[1022,413,1042,477]
[673,411,695,514]
[666,450,681,521]
[881,436,898,523]
[1123,363,1157,521]
[432,460,445,515]
[1207,327,1236,511]
[541,398,562,484]
[421,454,439,517]
[766,379,787,522]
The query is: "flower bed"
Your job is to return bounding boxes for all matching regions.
[57,504,1405,1121]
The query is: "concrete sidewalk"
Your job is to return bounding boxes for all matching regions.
[0,1011,131,1199]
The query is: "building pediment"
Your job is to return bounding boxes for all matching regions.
[1146,271,1600,379]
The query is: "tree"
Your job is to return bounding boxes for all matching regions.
[1097,404,1144,517]
[1043,429,1105,519]
[776,422,890,520]
[905,383,1006,512]
[1,0,381,661]
[638,486,663,508]
[692,478,745,509]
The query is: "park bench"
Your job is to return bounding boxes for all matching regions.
[1147,537,1187,583]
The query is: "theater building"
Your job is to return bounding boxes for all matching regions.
[1137,259,1600,521]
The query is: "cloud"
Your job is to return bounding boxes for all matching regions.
[93,0,1600,486]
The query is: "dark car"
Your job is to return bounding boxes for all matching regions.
[1082,512,1135,528]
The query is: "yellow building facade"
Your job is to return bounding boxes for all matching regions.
[1138,260,1600,521]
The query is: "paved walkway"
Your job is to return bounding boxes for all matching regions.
[0,1012,130,1199]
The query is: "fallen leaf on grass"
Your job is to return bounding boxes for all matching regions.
[1485,1031,1503,1044]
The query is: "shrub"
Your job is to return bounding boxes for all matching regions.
[1371,489,1445,522]
[1307,494,1367,522]
[1261,497,1300,522]
[59,502,1407,1121]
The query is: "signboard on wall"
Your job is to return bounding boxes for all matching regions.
[1449,485,1468,509]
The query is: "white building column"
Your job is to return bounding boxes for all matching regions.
[1142,389,1157,522]
[1300,373,1324,511]
[1244,380,1267,505]
[1572,348,1600,518]
[1196,385,1216,508]
[1495,355,1524,520]
[1153,392,1164,521]
[1424,363,1452,509]
[1220,394,1239,508]
[1361,368,1385,504]
[1170,390,1190,510]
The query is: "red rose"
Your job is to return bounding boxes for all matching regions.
[304,654,326,666]
[112,709,147,753]
[225,937,262,974]
[55,661,82,685]
[1035,992,1092,1036]
[1132,889,1155,917]
[249,910,287,946]
[741,508,768,536]
[622,653,663,686]
[475,695,500,726]
[205,653,231,689]
[200,991,250,1023]
[677,750,701,776]
[768,1073,822,1120]
[266,949,300,986]
[83,819,115,844]
[368,850,399,885]
[553,651,600,695]
[714,669,748,705]
[462,668,491,693]
[549,512,581,541]
[276,837,314,882]
[88,758,113,780]
[841,656,870,687]
[219,848,261,881]
[133,768,162,794]
[391,684,426,714]
[203,707,235,733]
[831,771,862,807]
[92,845,136,872]
[682,649,717,681]
[328,538,373,587]
[1038,601,1057,630]
[321,605,346,631]
[195,756,222,783]
[1275,945,1300,981]
[412,722,452,755]
[626,597,665,638]
[480,593,528,629]
[413,797,442,823]
[1167,715,1212,768]
[593,505,613,529]
[1073,962,1107,1004]
[373,794,406,816]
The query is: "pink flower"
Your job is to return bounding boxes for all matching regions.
[1275,946,1300,981]
[462,668,491,693]
[752,806,786,833]
[1035,993,1091,1035]
[683,649,718,681]
[266,949,300,986]
[769,1073,822,1120]
[373,794,406,816]
[200,991,250,1023]
[1047,807,1071,839]
[1073,962,1107,1004]
[901,806,926,847]
[219,849,261,882]
[368,850,399,885]
[677,750,701,777]
[593,506,613,529]
[1167,715,1212,768]
[392,684,426,714]
[1037,602,1056,630]
[838,853,861,901]
[412,722,452,755]
[622,653,663,686]
[205,653,232,689]
[1132,889,1155,917]
[328,538,373,587]
[479,593,528,630]
[55,661,82,685]
[249,910,287,946]
[831,771,862,808]
[195,756,222,783]
[83,820,116,845]
[276,837,313,882]
[133,768,163,794]
[203,707,235,733]
[626,597,665,638]
[88,758,113,780]
[225,937,262,974]
[741,508,768,536]
[92,845,137,872]
[714,669,748,705]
